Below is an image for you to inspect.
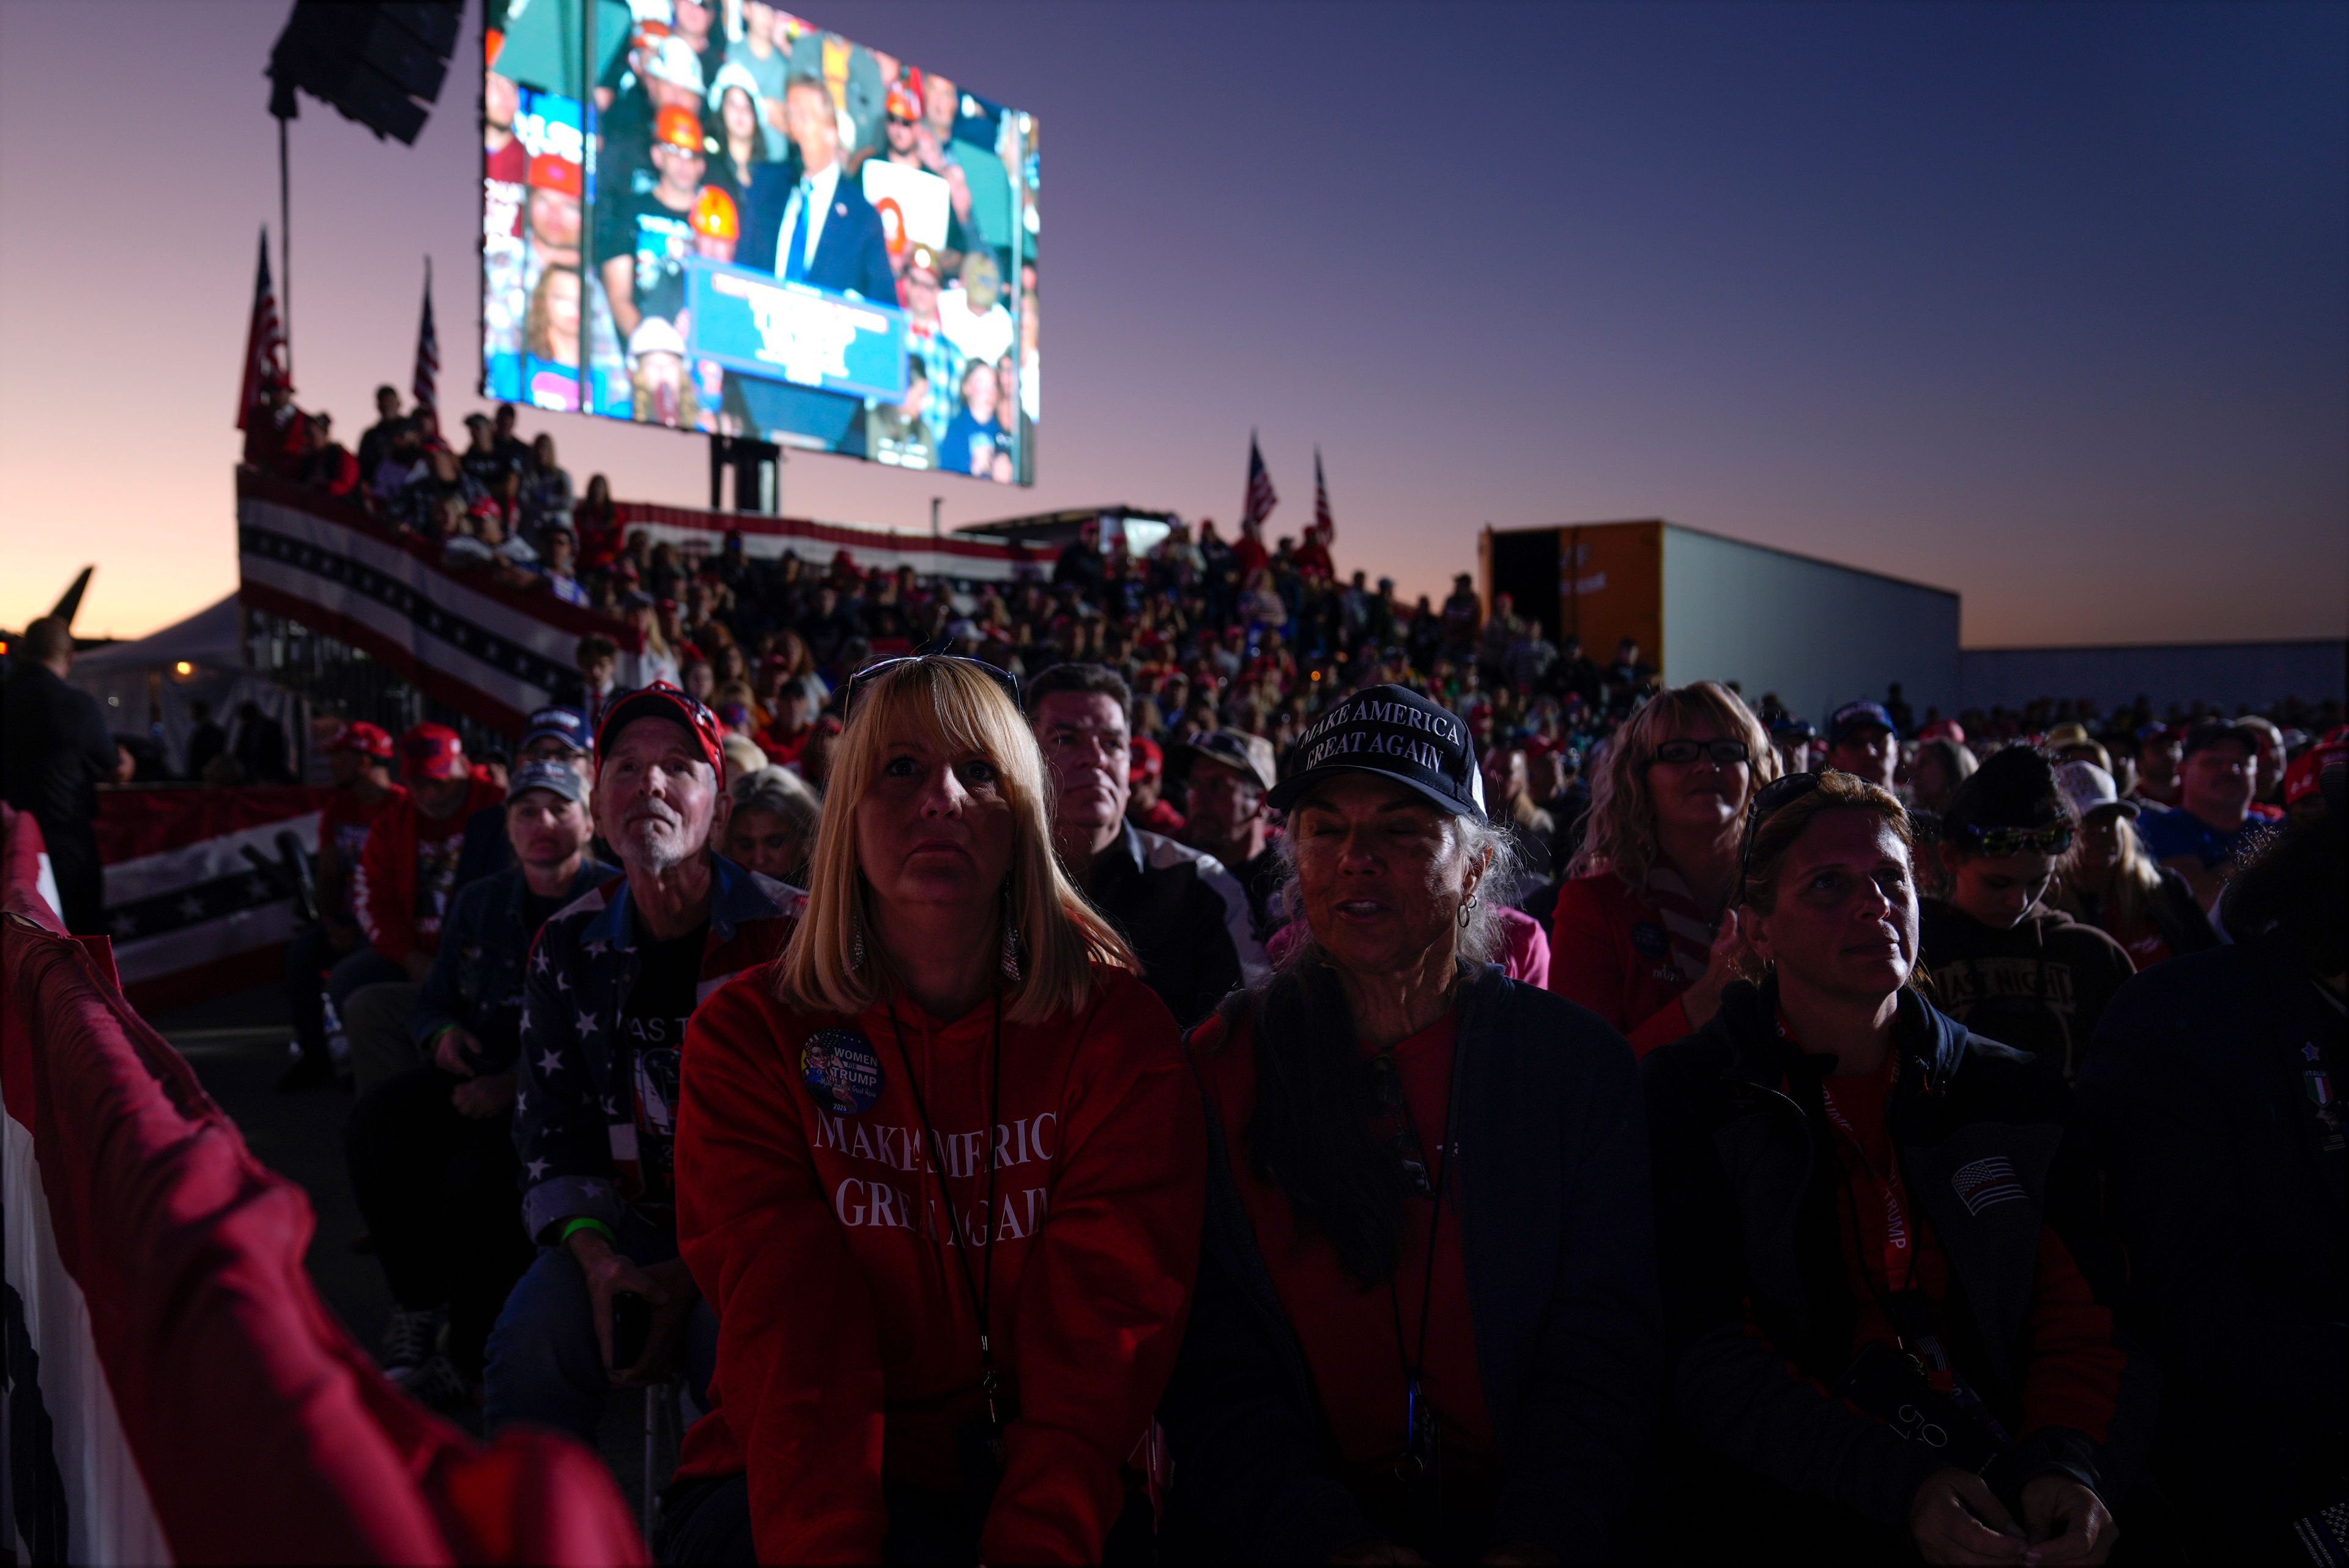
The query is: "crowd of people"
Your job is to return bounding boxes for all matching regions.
[480,0,1039,477]
[238,404,2348,1562]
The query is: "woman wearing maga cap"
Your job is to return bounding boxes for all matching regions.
[661,656,1205,1566]
[1160,685,1660,1565]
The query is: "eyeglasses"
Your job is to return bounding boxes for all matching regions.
[1735,771,1825,905]
[1649,738,1751,769]
[1955,822,2074,856]
[842,655,1022,718]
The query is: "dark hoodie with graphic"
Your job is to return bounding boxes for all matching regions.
[1920,898,2136,1082]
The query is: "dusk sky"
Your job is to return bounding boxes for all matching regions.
[1,1,2342,645]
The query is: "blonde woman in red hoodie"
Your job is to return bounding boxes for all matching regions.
[1549,681,1779,1055]
[664,656,1206,1566]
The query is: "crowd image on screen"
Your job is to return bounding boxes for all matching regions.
[481,0,1037,482]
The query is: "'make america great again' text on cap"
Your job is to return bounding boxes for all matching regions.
[1267,683,1486,820]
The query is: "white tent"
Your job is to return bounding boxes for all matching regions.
[69,596,297,776]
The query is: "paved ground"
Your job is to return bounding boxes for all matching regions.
[152,984,666,1537]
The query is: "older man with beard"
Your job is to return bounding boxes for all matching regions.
[483,685,803,1444]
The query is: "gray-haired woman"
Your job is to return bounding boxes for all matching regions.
[1161,683,1661,1564]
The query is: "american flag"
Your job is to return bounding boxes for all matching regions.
[1313,445,1334,541]
[236,228,290,431]
[411,259,439,419]
[1241,431,1278,530]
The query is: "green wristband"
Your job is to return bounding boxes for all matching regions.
[559,1216,615,1247]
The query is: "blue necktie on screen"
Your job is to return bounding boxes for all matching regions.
[783,179,813,283]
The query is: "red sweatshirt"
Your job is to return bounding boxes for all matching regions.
[673,964,1206,1565]
[1548,872,1696,1055]
[353,778,503,962]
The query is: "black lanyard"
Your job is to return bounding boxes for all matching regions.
[886,994,1006,1424]
[1371,1038,1461,1478]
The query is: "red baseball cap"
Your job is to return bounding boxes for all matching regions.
[595,682,725,778]
[332,720,395,760]
[401,723,467,781]
[2284,742,2345,806]
[1129,735,1164,783]
[527,153,582,198]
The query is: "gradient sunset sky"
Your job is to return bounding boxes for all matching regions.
[1,1,2342,645]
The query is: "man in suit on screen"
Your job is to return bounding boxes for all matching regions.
[738,74,897,302]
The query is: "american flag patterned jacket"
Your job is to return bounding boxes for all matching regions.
[514,853,804,1243]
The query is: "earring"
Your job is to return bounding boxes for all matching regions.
[1000,886,1023,982]
[850,907,866,971]
[1458,893,1476,930]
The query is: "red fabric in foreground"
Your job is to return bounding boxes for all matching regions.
[1,806,645,1565]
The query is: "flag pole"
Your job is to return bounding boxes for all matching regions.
[278,115,293,385]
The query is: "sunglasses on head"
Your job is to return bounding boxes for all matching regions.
[1650,738,1751,769]
[1956,822,2074,856]
[842,654,1022,718]
[1735,770,1826,904]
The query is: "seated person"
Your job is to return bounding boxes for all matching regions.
[485,686,801,1445]
[1643,770,2144,1564]
[281,721,403,1091]
[346,762,615,1405]
[453,707,595,891]
[346,725,505,1095]
[1160,685,1659,1564]
[1027,663,1266,1029]
[2139,721,2269,912]
[2078,782,2347,1563]
[722,766,819,887]
[1920,748,2134,1082]
[660,656,1203,1566]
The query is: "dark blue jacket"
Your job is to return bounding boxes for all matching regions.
[1159,965,1661,1562]
[737,160,896,302]
[1642,979,2154,1534]
[2076,933,2347,1528]
[409,857,616,1069]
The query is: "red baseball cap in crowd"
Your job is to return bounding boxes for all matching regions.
[1917,718,1965,745]
[527,153,582,198]
[1129,735,1164,784]
[2284,741,2346,806]
[332,721,395,760]
[595,682,726,778]
[401,723,468,781]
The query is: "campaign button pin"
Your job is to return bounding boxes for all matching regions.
[802,1028,883,1115]
[1631,921,1670,959]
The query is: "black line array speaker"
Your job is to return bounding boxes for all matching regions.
[267,1,464,144]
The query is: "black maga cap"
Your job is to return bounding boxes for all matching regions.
[1269,684,1487,820]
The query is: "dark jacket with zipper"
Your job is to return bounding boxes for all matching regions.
[1641,977,2154,1531]
[409,857,615,1068]
[1159,964,1662,1563]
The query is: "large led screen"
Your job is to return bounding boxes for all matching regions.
[483,1,1039,483]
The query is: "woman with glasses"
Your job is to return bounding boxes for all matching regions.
[1919,747,2136,1083]
[1551,681,1779,1055]
[660,657,1206,1566]
[1642,769,2145,1564]
[1160,685,1660,1564]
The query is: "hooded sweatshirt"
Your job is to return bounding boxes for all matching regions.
[672,962,1204,1566]
[1918,899,2134,1083]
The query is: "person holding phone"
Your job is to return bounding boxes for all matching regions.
[661,656,1204,1566]
[484,686,804,1444]
[1641,770,2147,1563]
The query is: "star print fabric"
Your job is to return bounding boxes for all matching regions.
[513,855,803,1244]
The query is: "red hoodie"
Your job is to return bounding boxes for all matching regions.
[1549,872,1698,1055]
[354,776,504,963]
[674,963,1205,1565]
